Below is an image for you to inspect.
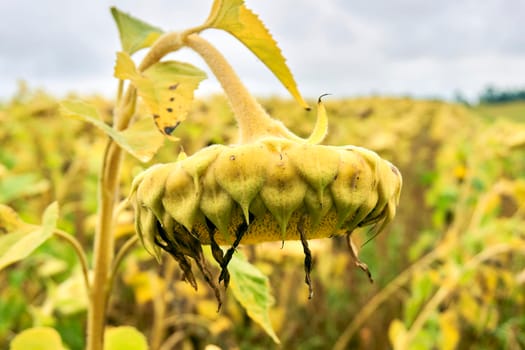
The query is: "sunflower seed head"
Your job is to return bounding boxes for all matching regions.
[132,139,401,255]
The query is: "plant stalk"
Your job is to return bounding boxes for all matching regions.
[86,30,187,350]
[106,235,139,308]
[87,27,296,349]
[184,34,301,143]
[150,258,177,350]
[52,229,90,293]
[86,140,125,350]
[86,64,137,350]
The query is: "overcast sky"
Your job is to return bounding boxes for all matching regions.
[1,0,524,102]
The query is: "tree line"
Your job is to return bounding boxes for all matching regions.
[478,86,525,104]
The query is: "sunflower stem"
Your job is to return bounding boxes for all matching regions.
[184,33,301,143]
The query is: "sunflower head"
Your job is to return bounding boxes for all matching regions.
[130,137,402,303]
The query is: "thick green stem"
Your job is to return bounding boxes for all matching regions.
[87,79,137,350]
[138,31,185,72]
[86,140,124,350]
[184,34,301,143]
[86,29,192,350]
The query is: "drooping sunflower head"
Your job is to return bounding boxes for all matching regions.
[130,137,401,302]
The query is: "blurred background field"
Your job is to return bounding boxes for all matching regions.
[1,84,524,349]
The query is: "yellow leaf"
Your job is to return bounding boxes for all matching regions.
[0,204,30,233]
[114,52,207,140]
[269,306,286,335]
[208,316,233,336]
[438,311,460,350]
[61,99,166,162]
[458,291,480,325]
[104,326,148,350]
[121,117,168,160]
[114,51,141,81]
[453,164,467,180]
[114,223,135,239]
[306,94,329,144]
[49,269,89,314]
[388,319,407,350]
[205,0,309,109]
[10,327,66,350]
[197,300,222,320]
[0,202,58,271]
[124,269,165,305]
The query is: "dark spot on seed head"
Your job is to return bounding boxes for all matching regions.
[170,97,175,102]
[169,83,179,90]
[230,155,236,161]
[391,165,399,176]
[351,172,360,189]
[153,114,160,119]
[164,121,181,135]
[166,108,173,113]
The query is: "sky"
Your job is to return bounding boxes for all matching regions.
[0,0,524,102]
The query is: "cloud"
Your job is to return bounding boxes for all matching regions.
[0,0,523,101]
[340,0,525,59]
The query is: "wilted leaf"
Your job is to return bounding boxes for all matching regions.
[124,270,165,305]
[0,202,58,271]
[306,95,329,144]
[457,291,478,327]
[0,204,28,233]
[228,251,280,344]
[10,327,65,350]
[37,255,68,277]
[48,269,89,314]
[60,100,165,162]
[104,326,148,350]
[114,52,206,139]
[122,117,167,160]
[205,0,309,109]
[111,7,164,55]
[438,311,460,350]
[0,173,50,203]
